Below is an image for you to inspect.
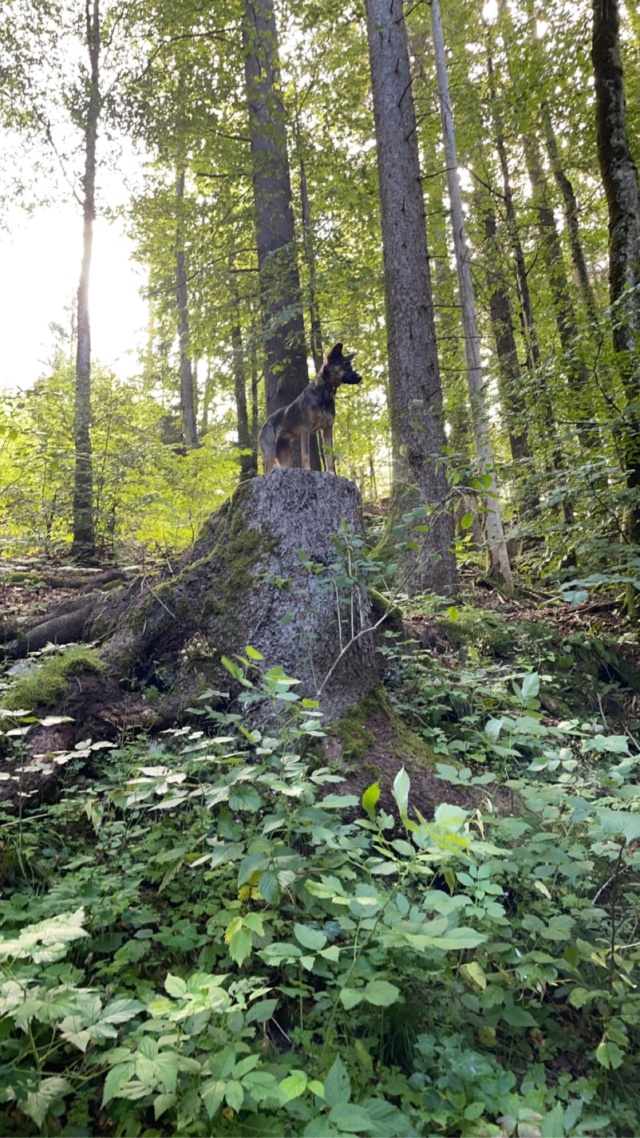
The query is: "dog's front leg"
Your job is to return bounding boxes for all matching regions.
[322,425,335,473]
[301,428,311,470]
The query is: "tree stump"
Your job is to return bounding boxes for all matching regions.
[4,471,379,766]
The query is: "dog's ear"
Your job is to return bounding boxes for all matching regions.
[345,352,356,362]
[327,343,343,362]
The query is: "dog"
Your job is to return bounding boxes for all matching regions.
[259,343,362,475]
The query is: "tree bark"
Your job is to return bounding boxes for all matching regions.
[524,133,598,449]
[364,0,457,596]
[71,0,100,562]
[540,101,599,329]
[175,168,198,450]
[294,109,324,374]
[229,267,257,478]
[5,474,380,774]
[482,207,533,467]
[431,0,513,595]
[592,0,640,551]
[242,0,310,416]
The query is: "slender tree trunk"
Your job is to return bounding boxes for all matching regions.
[540,101,599,328]
[229,267,257,478]
[431,0,513,595]
[364,0,457,595]
[593,0,640,554]
[175,168,198,450]
[524,134,597,448]
[200,358,213,435]
[482,209,533,466]
[248,305,260,451]
[71,0,100,561]
[242,0,309,416]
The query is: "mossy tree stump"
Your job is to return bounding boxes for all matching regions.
[5,471,379,758]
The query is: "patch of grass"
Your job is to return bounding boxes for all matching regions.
[3,646,105,711]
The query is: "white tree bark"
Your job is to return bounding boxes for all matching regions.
[430,0,514,596]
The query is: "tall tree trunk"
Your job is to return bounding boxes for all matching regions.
[364,0,457,596]
[175,168,198,450]
[242,0,310,416]
[524,133,597,449]
[593,0,640,556]
[71,0,100,562]
[294,109,324,374]
[482,208,533,466]
[431,0,513,595]
[229,267,257,479]
[540,101,599,329]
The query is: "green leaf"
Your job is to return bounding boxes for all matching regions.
[294,923,327,951]
[246,998,278,1024]
[501,1005,538,1028]
[362,979,401,1007]
[225,1079,244,1112]
[165,974,187,998]
[339,987,363,1009]
[258,870,280,904]
[154,1052,179,1094]
[24,1078,70,1128]
[328,1103,375,1132]
[460,513,475,530]
[102,1062,136,1106]
[521,672,540,701]
[362,781,381,820]
[278,1069,308,1104]
[595,1040,624,1069]
[392,767,410,817]
[101,997,145,1024]
[324,1055,351,1107]
[201,1077,226,1118]
[227,927,253,966]
[245,645,264,660]
[433,803,466,831]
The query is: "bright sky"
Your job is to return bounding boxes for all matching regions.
[0,204,148,392]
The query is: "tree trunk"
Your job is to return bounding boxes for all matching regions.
[431,0,513,596]
[175,168,198,450]
[540,100,599,329]
[229,267,257,479]
[364,0,457,596]
[71,0,100,562]
[5,474,380,779]
[294,109,324,374]
[592,0,640,553]
[482,209,534,464]
[524,133,597,448]
[242,0,309,416]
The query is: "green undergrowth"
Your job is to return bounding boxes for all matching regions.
[2,645,104,712]
[1,638,640,1136]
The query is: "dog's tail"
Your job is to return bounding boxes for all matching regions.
[258,409,283,475]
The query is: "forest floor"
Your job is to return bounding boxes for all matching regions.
[2,558,637,815]
[2,557,640,1135]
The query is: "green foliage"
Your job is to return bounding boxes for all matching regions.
[1,639,640,1135]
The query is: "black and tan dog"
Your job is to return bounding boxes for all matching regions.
[259,343,362,475]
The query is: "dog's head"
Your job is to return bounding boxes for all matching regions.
[322,343,362,388]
